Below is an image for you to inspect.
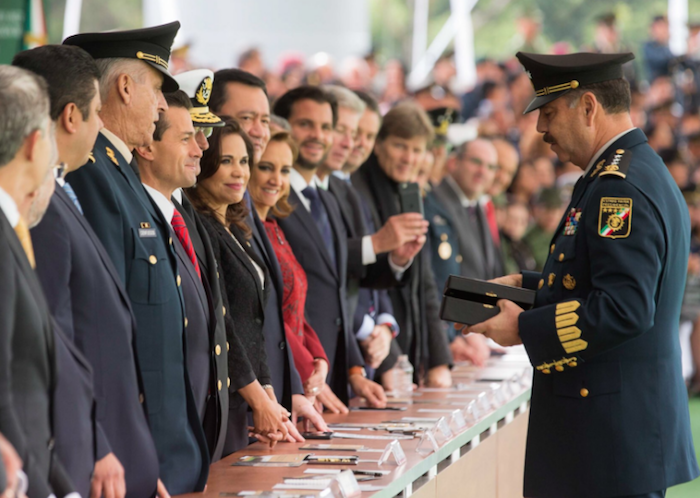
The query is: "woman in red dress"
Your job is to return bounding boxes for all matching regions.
[247,132,341,411]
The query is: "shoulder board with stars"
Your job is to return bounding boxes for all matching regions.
[597,148,632,179]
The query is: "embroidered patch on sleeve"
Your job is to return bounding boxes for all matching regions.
[598,197,632,239]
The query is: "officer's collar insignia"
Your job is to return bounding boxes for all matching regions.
[563,208,582,235]
[88,152,96,163]
[598,197,632,239]
[599,148,631,179]
[140,222,151,229]
[438,241,452,260]
[105,146,119,166]
[195,76,213,105]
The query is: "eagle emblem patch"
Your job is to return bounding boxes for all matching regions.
[598,197,632,239]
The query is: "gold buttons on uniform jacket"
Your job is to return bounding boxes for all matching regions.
[176,275,181,286]
[538,279,544,290]
[227,378,231,388]
[169,237,173,245]
[184,318,188,328]
[555,365,564,372]
[139,393,145,404]
[580,388,589,398]
[548,273,556,287]
[218,380,222,391]
[215,345,221,355]
[559,253,565,262]
[223,306,227,317]
[550,244,555,254]
[149,255,157,265]
[455,255,463,263]
[542,368,551,374]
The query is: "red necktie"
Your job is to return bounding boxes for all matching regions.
[484,199,501,247]
[171,208,201,279]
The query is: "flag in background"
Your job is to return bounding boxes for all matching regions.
[23,0,46,49]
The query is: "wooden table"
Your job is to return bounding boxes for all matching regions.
[179,353,533,498]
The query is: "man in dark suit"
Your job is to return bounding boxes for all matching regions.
[15,44,162,498]
[352,102,453,387]
[469,51,700,498]
[316,85,426,386]
[432,138,503,284]
[0,65,75,498]
[273,86,390,408]
[63,23,209,495]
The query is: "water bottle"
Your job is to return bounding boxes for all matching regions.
[393,355,414,397]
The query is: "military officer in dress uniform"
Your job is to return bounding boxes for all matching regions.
[467,52,700,498]
[62,23,209,495]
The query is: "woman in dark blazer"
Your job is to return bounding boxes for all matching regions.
[186,119,290,454]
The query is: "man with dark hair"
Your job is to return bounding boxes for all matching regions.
[274,86,389,410]
[63,23,210,495]
[468,51,700,498]
[210,68,270,163]
[352,102,453,388]
[344,90,381,174]
[643,15,675,83]
[172,70,229,462]
[0,64,75,498]
[15,43,159,498]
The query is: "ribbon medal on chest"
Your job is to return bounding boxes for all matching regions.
[563,208,582,236]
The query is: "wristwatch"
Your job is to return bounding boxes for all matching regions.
[348,366,367,378]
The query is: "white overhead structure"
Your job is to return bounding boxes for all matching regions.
[408,0,478,92]
[668,0,688,56]
[62,0,83,40]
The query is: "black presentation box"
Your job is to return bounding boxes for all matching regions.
[439,275,536,326]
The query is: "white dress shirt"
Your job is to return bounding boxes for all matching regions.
[0,185,20,228]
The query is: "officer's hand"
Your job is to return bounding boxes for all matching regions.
[349,376,387,408]
[488,274,523,288]
[391,236,426,267]
[316,383,349,414]
[425,365,452,388]
[372,213,429,254]
[468,299,524,347]
[90,452,125,498]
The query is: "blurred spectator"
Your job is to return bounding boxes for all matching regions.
[379,59,408,113]
[514,11,546,53]
[339,56,372,91]
[238,48,265,78]
[659,148,691,189]
[501,198,537,275]
[682,188,700,392]
[489,138,520,197]
[509,159,541,204]
[643,15,675,83]
[523,187,566,271]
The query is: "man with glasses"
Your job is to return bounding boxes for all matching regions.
[430,138,503,285]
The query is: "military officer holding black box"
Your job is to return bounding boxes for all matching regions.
[465,52,699,498]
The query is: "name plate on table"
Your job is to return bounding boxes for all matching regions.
[440,276,535,325]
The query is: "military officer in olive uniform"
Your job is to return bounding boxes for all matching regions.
[63,23,209,495]
[468,52,699,498]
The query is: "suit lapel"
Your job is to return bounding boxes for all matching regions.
[217,222,268,310]
[319,188,345,280]
[251,209,284,298]
[328,177,355,237]
[288,190,337,278]
[437,181,487,271]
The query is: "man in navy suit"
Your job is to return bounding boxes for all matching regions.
[468,52,700,498]
[15,44,162,498]
[63,23,209,495]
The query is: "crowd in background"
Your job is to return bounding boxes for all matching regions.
[2,10,700,498]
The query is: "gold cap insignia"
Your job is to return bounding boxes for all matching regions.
[195,76,213,106]
[105,147,119,166]
[563,274,576,290]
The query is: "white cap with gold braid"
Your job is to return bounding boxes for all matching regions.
[173,69,224,126]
